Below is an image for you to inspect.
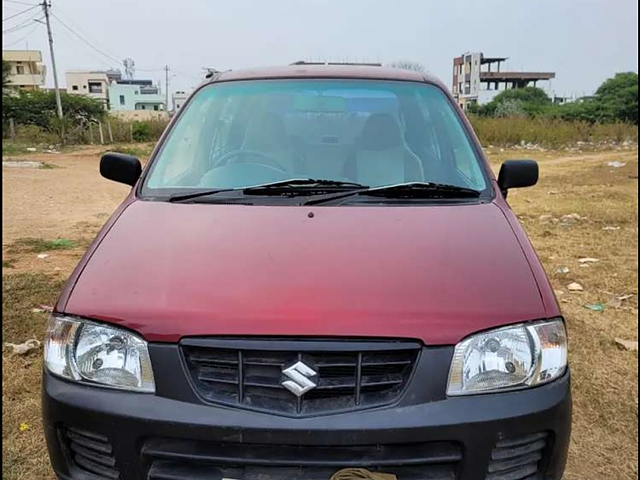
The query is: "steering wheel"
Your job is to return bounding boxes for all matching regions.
[213,149,288,174]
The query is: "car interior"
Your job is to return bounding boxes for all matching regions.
[149,84,485,192]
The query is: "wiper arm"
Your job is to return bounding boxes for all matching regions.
[243,178,367,195]
[168,188,234,202]
[303,182,481,205]
[302,187,371,205]
[169,179,367,202]
[361,182,481,198]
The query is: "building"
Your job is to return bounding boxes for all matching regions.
[552,95,573,105]
[108,80,166,113]
[452,53,556,110]
[172,91,190,112]
[65,70,121,108]
[2,50,46,91]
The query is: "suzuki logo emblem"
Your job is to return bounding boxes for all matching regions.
[282,361,318,397]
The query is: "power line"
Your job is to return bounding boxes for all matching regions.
[24,5,178,84]
[50,11,122,66]
[2,11,42,34]
[3,0,38,5]
[52,5,124,64]
[174,70,202,82]
[2,22,39,46]
[51,6,167,74]
[3,17,44,35]
[52,19,117,70]
[3,3,39,21]
[50,11,161,73]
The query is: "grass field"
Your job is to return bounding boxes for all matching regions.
[2,146,638,480]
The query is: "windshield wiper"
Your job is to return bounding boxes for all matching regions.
[168,179,366,202]
[243,178,367,195]
[168,188,234,202]
[303,182,482,205]
[361,182,482,198]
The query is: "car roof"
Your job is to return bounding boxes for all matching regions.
[210,65,437,84]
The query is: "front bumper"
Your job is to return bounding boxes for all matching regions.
[43,365,571,480]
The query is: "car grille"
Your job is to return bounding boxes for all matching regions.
[487,432,549,480]
[143,438,462,480]
[181,339,420,416]
[61,426,121,479]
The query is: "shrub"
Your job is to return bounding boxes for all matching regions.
[131,121,151,142]
[2,91,105,130]
[494,99,528,118]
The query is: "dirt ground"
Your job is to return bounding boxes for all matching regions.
[2,145,638,480]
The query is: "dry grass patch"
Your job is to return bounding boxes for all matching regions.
[2,273,64,480]
[0,147,637,480]
[473,116,639,148]
[488,150,639,480]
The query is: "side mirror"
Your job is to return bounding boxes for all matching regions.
[498,160,539,197]
[100,153,142,187]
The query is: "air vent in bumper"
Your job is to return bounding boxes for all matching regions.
[487,432,549,480]
[143,438,462,480]
[62,426,120,479]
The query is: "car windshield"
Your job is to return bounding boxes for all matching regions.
[143,79,489,199]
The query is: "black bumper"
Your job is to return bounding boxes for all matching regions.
[43,368,571,480]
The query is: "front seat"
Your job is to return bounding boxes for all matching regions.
[242,112,306,175]
[344,113,425,186]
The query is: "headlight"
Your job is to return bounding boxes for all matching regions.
[447,319,568,396]
[44,315,155,393]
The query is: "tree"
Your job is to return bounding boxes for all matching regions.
[2,60,13,96]
[595,72,638,124]
[388,61,426,73]
[474,87,552,118]
[548,73,638,124]
[491,87,552,106]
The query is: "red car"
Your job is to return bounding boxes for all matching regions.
[43,65,571,480]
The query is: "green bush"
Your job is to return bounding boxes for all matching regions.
[494,99,528,118]
[131,121,151,141]
[2,91,105,130]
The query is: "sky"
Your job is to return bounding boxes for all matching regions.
[3,0,639,100]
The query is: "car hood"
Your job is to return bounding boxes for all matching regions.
[65,200,546,345]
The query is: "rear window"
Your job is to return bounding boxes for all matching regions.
[144,79,488,194]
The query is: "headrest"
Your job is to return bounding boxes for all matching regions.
[243,112,289,151]
[360,113,403,151]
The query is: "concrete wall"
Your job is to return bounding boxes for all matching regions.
[109,110,169,121]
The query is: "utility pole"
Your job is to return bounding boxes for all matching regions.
[41,0,63,119]
[164,65,170,112]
